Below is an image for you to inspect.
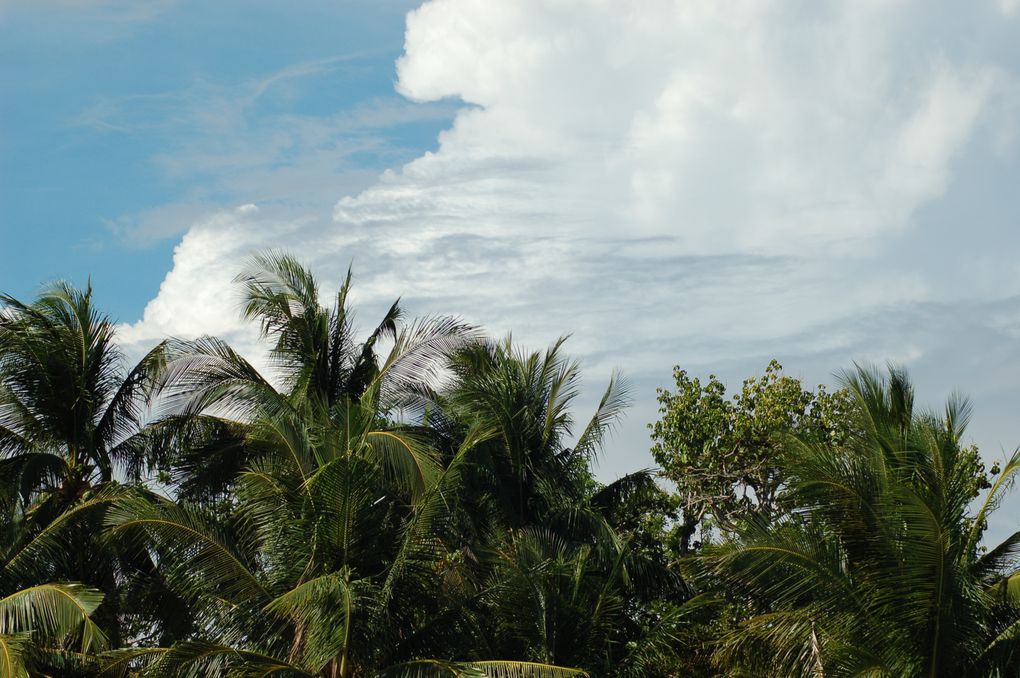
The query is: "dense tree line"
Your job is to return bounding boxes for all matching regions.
[1,253,1018,677]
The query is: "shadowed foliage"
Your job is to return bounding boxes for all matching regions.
[2,256,1018,677]
[701,365,1020,677]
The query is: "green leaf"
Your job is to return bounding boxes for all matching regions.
[0,583,107,652]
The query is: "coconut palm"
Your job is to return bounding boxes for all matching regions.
[103,254,586,676]
[423,338,695,675]
[0,281,166,520]
[702,365,1020,676]
[104,426,587,676]
[477,513,693,676]
[0,281,176,648]
[436,336,630,530]
[150,253,476,501]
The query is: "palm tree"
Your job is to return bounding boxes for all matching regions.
[702,365,1020,676]
[437,336,630,530]
[0,281,165,519]
[477,497,694,675]
[0,281,171,648]
[150,253,475,501]
[425,338,697,675]
[105,426,588,677]
[105,254,586,676]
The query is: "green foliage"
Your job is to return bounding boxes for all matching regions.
[650,360,856,549]
[0,282,166,497]
[0,582,107,676]
[101,255,601,677]
[700,365,1020,677]
[2,256,1018,677]
[0,281,193,659]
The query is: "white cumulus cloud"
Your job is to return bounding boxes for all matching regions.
[120,0,1020,507]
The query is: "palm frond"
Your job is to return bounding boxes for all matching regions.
[96,340,169,478]
[967,448,1020,558]
[365,429,442,502]
[976,530,1020,584]
[572,370,631,461]
[469,660,587,677]
[0,632,31,678]
[144,640,313,678]
[376,660,587,678]
[105,495,269,606]
[263,572,354,671]
[302,455,385,570]
[373,315,483,410]
[97,646,171,676]
[2,486,125,583]
[587,469,657,515]
[0,583,107,652]
[154,336,280,422]
[381,425,495,607]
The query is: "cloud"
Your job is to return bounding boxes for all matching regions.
[0,0,178,28]
[120,0,1020,513]
[379,1,999,254]
[102,203,220,247]
[72,60,461,246]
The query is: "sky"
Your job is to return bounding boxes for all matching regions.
[2,0,1020,537]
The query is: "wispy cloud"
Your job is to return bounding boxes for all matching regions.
[246,54,365,101]
[71,54,378,134]
[69,56,460,246]
[0,0,179,29]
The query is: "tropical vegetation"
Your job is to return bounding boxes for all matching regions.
[1,253,1018,676]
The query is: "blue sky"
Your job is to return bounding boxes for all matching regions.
[3,0,1020,537]
[0,0,452,319]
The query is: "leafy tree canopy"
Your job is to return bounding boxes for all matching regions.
[650,360,855,550]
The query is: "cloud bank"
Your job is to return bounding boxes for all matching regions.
[120,0,1020,508]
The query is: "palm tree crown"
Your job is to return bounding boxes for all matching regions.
[0,282,162,516]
